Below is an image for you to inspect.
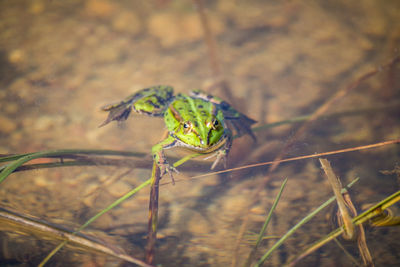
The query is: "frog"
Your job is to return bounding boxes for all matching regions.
[100,85,256,183]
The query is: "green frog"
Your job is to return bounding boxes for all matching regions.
[100,85,256,182]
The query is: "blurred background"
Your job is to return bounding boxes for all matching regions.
[0,0,399,266]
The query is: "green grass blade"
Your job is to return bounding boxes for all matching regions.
[0,149,146,184]
[0,152,37,163]
[290,189,400,265]
[77,178,151,232]
[253,177,359,267]
[244,178,288,267]
[256,178,288,247]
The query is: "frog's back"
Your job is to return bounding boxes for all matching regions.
[132,85,174,116]
[165,94,214,128]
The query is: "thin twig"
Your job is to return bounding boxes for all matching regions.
[187,138,400,183]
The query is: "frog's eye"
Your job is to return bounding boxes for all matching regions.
[183,123,189,129]
[213,119,219,127]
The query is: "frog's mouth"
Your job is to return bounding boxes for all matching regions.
[201,135,227,153]
[171,132,227,154]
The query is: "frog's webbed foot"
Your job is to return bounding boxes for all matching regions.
[205,149,228,170]
[99,102,132,127]
[226,115,257,142]
[156,159,179,185]
[205,131,232,170]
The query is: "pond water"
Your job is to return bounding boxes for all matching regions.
[0,0,399,266]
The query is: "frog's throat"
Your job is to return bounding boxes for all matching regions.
[170,132,228,154]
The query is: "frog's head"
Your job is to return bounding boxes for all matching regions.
[180,115,224,149]
[165,100,225,150]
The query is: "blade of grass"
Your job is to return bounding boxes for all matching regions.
[244,178,288,267]
[353,189,400,224]
[253,177,360,267]
[290,189,400,266]
[370,208,400,227]
[0,149,146,184]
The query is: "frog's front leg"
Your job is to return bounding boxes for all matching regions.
[208,129,233,170]
[152,135,179,184]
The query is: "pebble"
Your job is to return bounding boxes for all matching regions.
[4,103,18,115]
[93,44,120,63]
[0,90,6,100]
[34,175,52,187]
[33,115,65,131]
[0,146,8,154]
[187,211,211,235]
[112,11,142,35]
[148,12,224,47]
[107,180,130,198]
[29,0,45,14]
[0,115,17,134]
[8,79,35,105]
[8,49,25,64]
[85,0,115,18]
[221,192,249,215]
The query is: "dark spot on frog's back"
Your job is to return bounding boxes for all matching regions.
[197,104,203,109]
[220,101,231,110]
[146,100,160,109]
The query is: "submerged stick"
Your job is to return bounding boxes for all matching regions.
[319,159,374,265]
[145,162,161,264]
[0,208,153,267]
[319,158,355,240]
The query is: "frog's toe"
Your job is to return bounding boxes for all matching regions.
[206,151,227,170]
[159,163,179,185]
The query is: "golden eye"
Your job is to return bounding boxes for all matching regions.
[183,123,189,129]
